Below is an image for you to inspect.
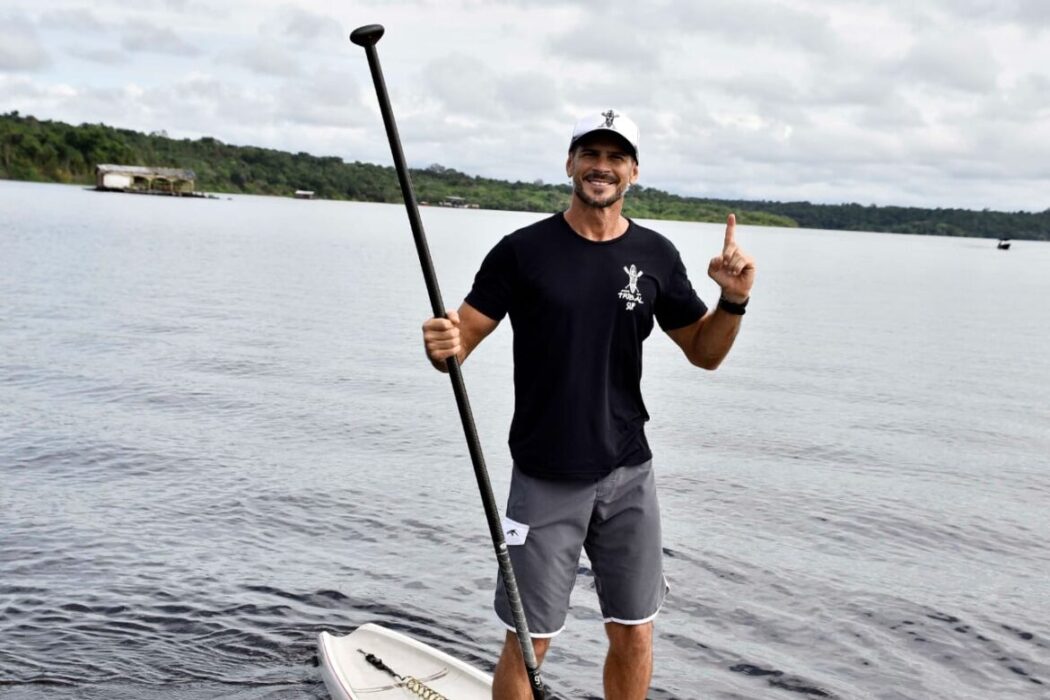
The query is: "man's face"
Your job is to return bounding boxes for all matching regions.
[565,133,639,210]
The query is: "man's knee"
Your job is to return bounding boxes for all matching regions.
[605,621,653,656]
[501,631,552,664]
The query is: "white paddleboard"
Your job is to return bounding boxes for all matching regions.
[318,623,492,699]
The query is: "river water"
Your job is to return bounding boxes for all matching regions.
[1,181,1047,699]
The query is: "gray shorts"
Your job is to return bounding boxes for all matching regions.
[494,460,667,637]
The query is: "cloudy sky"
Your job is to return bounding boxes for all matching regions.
[2,0,1049,211]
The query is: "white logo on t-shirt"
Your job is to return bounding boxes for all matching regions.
[618,264,644,310]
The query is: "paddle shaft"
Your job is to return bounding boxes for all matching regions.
[350,24,545,700]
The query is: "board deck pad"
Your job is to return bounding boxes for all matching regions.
[318,623,492,699]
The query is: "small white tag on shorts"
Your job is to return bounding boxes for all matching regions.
[501,517,529,546]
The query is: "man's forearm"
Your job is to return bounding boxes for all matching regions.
[689,307,742,370]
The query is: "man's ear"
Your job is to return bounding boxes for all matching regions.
[565,153,574,178]
[629,161,639,185]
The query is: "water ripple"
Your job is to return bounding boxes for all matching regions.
[3,184,1049,698]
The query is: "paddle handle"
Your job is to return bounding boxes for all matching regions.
[351,25,546,700]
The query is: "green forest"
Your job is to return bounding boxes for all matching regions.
[2,111,1047,240]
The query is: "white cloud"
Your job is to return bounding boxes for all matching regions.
[420,53,500,118]
[926,0,1050,28]
[667,0,840,52]
[0,17,51,71]
[547,30,660,72]
[497,71,563,117]
[120,18,200,56]
[228,43,303,77]
[261,6,344,46]
[897,35,1000,93]
[274,67,369,129]
[66,46,126,65]
[38,7,107,33]
[0,0,1049,211]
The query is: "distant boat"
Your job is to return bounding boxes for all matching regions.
[997,238,1012,250]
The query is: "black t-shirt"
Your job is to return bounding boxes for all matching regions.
[466,213,706,481]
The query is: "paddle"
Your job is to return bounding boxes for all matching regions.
[349,24,546,700]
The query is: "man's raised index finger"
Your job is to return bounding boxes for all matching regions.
[723,213,737,252]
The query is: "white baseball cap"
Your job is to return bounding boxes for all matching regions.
[569,109,640,160]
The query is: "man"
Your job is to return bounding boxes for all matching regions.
[422,110,755,699]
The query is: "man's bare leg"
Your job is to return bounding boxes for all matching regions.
[604,621,653,700]
[492,631,551,700]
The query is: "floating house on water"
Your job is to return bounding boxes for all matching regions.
[294,190,315,199]
[438,195,479,208]
[95,164,197,196]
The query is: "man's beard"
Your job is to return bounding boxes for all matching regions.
[572,174,630,209]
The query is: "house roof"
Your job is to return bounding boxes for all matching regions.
[96,164,196,180]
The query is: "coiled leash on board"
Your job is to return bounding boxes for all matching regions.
[357,649,448,700]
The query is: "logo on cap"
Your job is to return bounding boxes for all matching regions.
[602,110,619,127]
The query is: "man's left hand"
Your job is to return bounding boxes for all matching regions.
[707,213,756,303]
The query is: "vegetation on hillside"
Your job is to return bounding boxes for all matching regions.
[2,111,1047,239]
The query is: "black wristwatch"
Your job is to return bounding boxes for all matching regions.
[717,295,749,315]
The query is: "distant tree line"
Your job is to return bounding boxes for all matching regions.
[706,198,1050,240]
[1,111,1047,240]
